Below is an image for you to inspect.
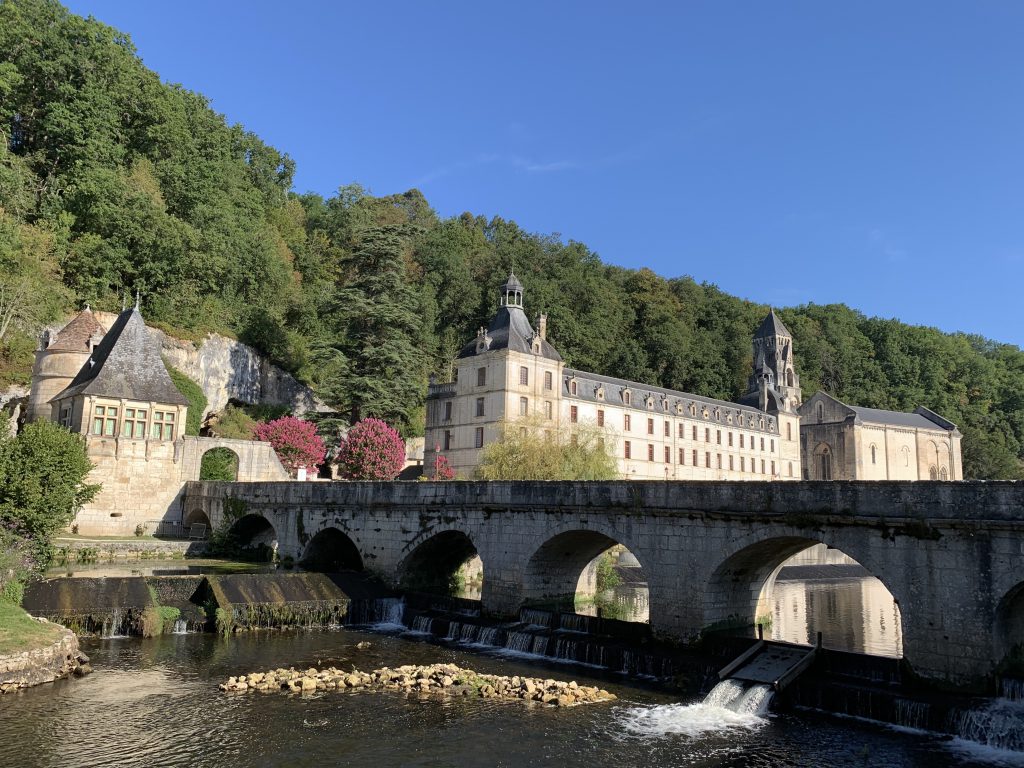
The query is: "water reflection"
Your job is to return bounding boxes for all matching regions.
[765,575,903,657]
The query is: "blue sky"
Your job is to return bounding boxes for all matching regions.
[65,1,1024,346]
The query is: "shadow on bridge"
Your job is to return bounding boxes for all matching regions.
[399,531,482,598]
[301,527,364,572]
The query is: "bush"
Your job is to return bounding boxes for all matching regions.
[210,405,257,440]
[165,363,207,436]
[200,447,239,481]
[253,416,327,476]
[335,418,406,480]
[477,416,618,481]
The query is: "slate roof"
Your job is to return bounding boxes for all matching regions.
[51,308,189,405]
[754,309,791,339]
[457,304,562,361]
[502,272,524,292]
[849,405,952,431]
[564,369,777,433]
[47,308,106,352]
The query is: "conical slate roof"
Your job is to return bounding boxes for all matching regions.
[46,307,106,352]
[754,308,791,338]
[502,271,524,292]
[51,308,188,405]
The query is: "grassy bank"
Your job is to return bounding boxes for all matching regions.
[0,600,63,656]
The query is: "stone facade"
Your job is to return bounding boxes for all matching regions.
[184,478,1024,686]
[424,276,802,480]
[798,391,963,480]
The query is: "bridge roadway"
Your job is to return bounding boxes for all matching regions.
[181,479,1024,686]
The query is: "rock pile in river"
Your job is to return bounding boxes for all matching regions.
[219,663,617,706]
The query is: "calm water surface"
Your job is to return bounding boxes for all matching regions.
[0,627,1018,768]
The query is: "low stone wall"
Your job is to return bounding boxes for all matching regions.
[0,621,88,693]
[55,538,207,561]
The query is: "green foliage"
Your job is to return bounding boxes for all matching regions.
[0,598,63,654]
[165,364,206,436]
[0,421,99,572]
[0,0,1022,480]
[477,416,619,481]
[200,447,239,481]
[210,405,257,440]
[595,550,622,592]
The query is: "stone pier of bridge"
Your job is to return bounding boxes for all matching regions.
[180,479,1024,687]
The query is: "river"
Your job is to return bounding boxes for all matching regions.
[0,626,1020,768]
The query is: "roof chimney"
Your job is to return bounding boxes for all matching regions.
[537,314,547,341]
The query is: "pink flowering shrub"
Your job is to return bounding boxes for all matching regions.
[433,453,455,480]
[335,418,406,480]
[253,416,327,476]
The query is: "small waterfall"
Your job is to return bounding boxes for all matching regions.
[559,613,591,633]
[505,631,535,653]
[347,597,405,628]
[171,619,190,635]
[620,680,772,737]
[893,698,930,730]
[998,678,1024,701]
[409,615,434,634]
[100,608,129,639]
[477,626,501,646]
[520,608,554,627]
[950,699,1024,753]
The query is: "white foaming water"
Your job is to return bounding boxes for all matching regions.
[621,680,773,738]
[171,619,189,635]
[951,698,1024,754]
[368,598,406,631]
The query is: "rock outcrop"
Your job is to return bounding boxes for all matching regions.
[220,663,617,706]
[0,620,91,694]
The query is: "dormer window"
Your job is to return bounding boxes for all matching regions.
[623,390,631,406]
[569,379,578,396]
[645,396,654,410]
[596,386,605,401]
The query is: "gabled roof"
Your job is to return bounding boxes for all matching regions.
[457,304,562,361]
[754,308,791,339]
[848,405,953,431]
[51,308,189,406]
[46,307,106,352]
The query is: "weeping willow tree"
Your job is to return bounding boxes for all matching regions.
[476,415,618,481]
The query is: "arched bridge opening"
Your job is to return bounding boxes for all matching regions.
[523,530,649,624]
[226,513,278,562]
[706,537,903,657]
[995,581,1024,675]
[199,447,240,482]
[399,531,482,599]
[300,527,363,573]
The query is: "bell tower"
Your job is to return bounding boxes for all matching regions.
[744,309,801,412]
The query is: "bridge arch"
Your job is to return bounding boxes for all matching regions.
[183,507,212,530]
[301,526,363,572]
[704,534,904,655]
[522,527,651,622]
[228,513,278,561]
[398,530,483,597]
[995,580,1024,670]
[199,446,239,481]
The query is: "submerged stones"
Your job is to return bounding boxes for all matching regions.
[219,663,616,707]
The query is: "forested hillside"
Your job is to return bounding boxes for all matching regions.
[1,0,1021,479]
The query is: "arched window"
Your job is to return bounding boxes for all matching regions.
[623,390,631,405]
[900,446,910,467]
[870,444,877,465]
[939,467,948,480]
[786,370,794,387]
[929,466,938,480]
[813,443,832,480]
[816,402,825,423]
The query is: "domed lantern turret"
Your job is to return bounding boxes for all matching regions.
[499,272,524,308]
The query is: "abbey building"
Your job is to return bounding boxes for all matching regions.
[424,275,803,480]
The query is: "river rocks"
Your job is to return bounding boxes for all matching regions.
[219,663,617,707]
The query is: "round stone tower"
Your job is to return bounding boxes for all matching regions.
[27,307,107,423]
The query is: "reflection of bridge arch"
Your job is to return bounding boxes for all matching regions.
[301,527,363,572]
[522,526,651,622]
[704,534,903,652]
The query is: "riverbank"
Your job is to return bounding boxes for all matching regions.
[0,600,90,693]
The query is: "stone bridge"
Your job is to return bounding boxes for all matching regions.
[181,479,1024,686]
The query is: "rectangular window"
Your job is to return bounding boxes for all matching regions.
[751,457,756,473]
[624,414,631,431]
[664,421,670,437]
[716,429,722,445]
[692,425,697,440]
[544,401,552,420]
[151,410,173,441]
[624,440,631,459]
[519,366,529,386]
[443,430,452,450]
[741,457,746,472]
[647,418,654,435]
[771,461,776,476]
[597,409,605,427]
[475,427,484,449]
[729,455,734,470]
[678,447,685,465]
[664,446,671,463]
[444,401,453,421]
[519,397,529,417]
[787,423,792,440]
[477,367,486,386]
[122,408,147,439]
[739,434,745,449]
[717,453,722,469]
[705,427,710,442]
[570,406,578,423]
[648,444,654,461]
[761,459,766,474]
[92,405,105,435]
[544,371,553,390]
[728,431,734,447]
[103,406,118,436]
[771,439,775,452]
[678,424,684,439]
[705,451,711,468]
[59,405,73,429]
[788,461,794,477]
[761,437,765,451]
[475,397,485,417]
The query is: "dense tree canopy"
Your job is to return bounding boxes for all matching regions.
[1,0,1022,479]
